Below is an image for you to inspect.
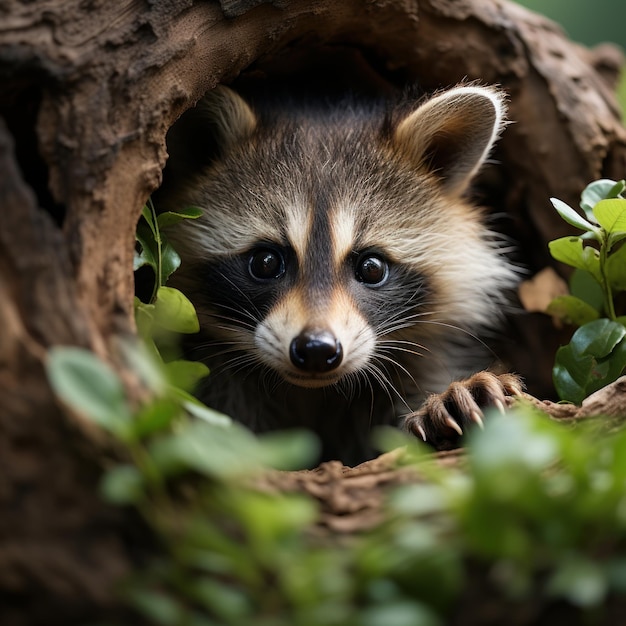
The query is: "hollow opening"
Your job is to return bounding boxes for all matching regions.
[0,82,66,226]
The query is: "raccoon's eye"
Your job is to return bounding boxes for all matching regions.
[248,247,286,280]
[355,253,389,286]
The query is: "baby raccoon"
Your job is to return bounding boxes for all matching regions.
[156,84,521,465]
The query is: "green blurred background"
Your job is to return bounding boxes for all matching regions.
[515,0,626,110]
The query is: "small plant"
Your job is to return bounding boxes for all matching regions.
[547,178,626,403]
[43,198,626,625]
[45,346,626,624]
[134,199,204,357]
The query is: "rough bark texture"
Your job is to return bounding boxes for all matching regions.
[1,0,626,623]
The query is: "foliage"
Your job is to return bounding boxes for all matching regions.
[45,347,626,623]
[547,179,626,403]
[134,199,204,360]
[43,197,626,624]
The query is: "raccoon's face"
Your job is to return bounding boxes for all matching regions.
[161,85,514,391]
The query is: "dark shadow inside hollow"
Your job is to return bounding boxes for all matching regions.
[0,82,66,226]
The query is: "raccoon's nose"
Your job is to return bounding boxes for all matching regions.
[289,328,343,373]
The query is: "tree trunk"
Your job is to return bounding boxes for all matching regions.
[1,0,625,623]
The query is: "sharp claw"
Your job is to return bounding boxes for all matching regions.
[416,424,427,442]
[445,416,463,436]
[494,398,506,415]
[470,410,484,429]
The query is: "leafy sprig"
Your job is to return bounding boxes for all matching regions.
[134,199,204,358]
[547,179,626,403]
[42,194,626,624]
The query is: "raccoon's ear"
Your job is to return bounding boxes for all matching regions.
[393,86,506,194]
[165,86,257,175]
[195,86,257,155]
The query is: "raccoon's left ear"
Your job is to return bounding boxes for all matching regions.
[164,86,257,179]
[393,86,506,194]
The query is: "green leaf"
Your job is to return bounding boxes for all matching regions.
[546,295,600,326]
[592,198,626,237]
[580,178,621,216]
[553,344,594,404]
[181,397,232,427]
[606,242,626,291]
[548,237,601,280]
[554,320,626,403]
[140,203,159,240]
[569,269,604,312]
[132,398,181,439]
[231,490,318,544]
[257,430,321,470]
[550,198,597,232]
[548,237,584,267]
[164,359,210,392]
[570,318,626,359]
[46,346,131,435]
[154,286,200,334]
[133,249,151,272]
[189,578,251,619]
[608,179,626,198]
[548,556,607,607]
[127,589,184,626]
[580,246,602,282]
[134,299,156,347]
[135,222,158,275]
[101,465,144,505]
[600,337,626,390]
[120,336,164,392]
[361,602,440,626]
[157,207,203,229]
[149,420,262,479]
[160,241,181,286]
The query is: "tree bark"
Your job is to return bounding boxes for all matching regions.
[1,0,625,622]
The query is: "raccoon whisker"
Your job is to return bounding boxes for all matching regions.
[378,338,429,349]
[215,271,263,320]
[377,344,428,359]
[346,368,382,425]
[375,311,439,336]
[212,324,258,339]
[350,370,377,425]
[258,366,285,397]
[189,345,246,363]
[417,319,494,353]
[211,316,258,332]
[373,353,420,395]
[377,338,431,355]
[363,360,397,400]
[209,352,260,377]
[334,378,357,403]
[209,309,261,330]
[365,361,410,413]
[195,301,261,326]
[211,300,261,319]
[189,335,257,354]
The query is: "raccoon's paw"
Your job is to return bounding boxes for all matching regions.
[403,372,524,450]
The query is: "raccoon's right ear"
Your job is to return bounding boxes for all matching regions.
[164,86,257,175]
[393,86,506,195]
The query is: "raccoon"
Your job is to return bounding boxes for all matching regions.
[156,84,522,465]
